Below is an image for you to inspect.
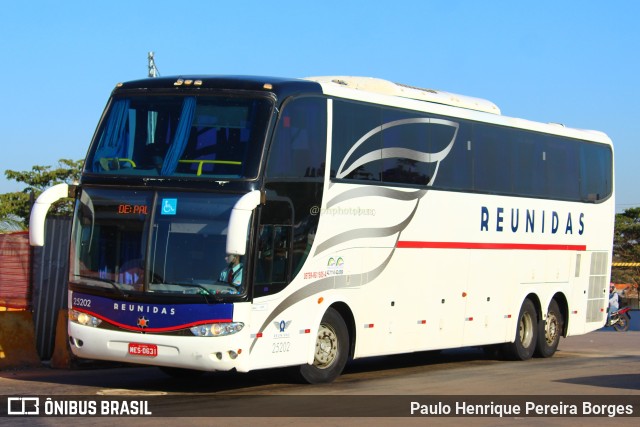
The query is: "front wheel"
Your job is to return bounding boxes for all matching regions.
[504,299,538,361]
[535,300,563,358]
[613,313,630,332]
[299,308,349,384]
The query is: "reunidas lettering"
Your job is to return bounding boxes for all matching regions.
[113,303,176,316]
[480,206,584,235]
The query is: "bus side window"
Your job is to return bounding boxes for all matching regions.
[255,225,291,297]
[255,225,273,284]
[272,226,289,281]
[266,97,327,178]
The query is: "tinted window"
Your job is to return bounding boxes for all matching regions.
[254,224,292,298]
[87,94,272,179]
[510,133,543,197]
[381,109,439,185]
[473,125,513,194]
[69,188,247,299]
[434,121,473,190]
[328,98,612,203]
[544,136,579,200]
[580,143,613,201]
[267,97,327,178]
[331,101,382,181]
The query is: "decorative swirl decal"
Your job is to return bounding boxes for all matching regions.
[326,187,426,209]
[336,118,459,186]
[249,117,460,354]
[313,194,423,257]
[249,202,421,353]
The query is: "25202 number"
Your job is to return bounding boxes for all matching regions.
[73,297,92,308]
[272,342,291,353]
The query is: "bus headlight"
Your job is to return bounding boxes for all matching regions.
[69,309,102,327]
[190,322,244,337]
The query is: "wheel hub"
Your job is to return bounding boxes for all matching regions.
[519,312,534,347]
[545,313,559,344]
[314,324,338,369]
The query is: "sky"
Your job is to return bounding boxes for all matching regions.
[1,0,638,211]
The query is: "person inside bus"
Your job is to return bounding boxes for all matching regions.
[219,253,243,290]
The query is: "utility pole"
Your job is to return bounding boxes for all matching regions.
[148,52,159,78]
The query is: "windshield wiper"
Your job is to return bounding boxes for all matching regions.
[71,274,127,297]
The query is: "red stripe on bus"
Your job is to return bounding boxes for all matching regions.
[72,308,233,332]
[396,241,586,251]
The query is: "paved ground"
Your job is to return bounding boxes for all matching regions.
[1,325,638,427]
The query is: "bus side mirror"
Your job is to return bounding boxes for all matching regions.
[226,190,262,256]
[29,183,74,246]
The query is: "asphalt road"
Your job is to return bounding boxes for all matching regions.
[1,324,638,427]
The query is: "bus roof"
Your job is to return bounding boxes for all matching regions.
[305,76,610,143]
[111,75,609,143]
[113,75,499,114]
[305,76,501,115]
[113,75,323,100]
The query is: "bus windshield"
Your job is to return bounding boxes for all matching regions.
[86,93,273,179]
[69,187,248,300]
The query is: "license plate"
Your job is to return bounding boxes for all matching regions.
[128,343,158,357]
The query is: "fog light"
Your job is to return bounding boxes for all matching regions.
[69,336,83,348]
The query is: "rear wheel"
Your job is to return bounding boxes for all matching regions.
[535,300,563,358]
[504,299,538,360]
[299,308,349,384]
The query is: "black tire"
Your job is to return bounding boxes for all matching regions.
[535,300,563,358]
[299,308,349,384]
[158,366,205,379]
[613,313,630,332]
[504,299,538,361]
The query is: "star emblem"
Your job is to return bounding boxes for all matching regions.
[137,316,149,329]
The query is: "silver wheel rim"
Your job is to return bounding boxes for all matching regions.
[314,323,338,369]
[545,312,559,345]
[519,311,534,348]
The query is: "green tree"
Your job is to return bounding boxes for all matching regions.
[0,159,83,231]
[611,207,640,285]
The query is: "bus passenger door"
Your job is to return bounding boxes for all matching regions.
[254,223,292,298]
[249,201,308,371]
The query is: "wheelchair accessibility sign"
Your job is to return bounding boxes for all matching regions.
[161,199,177,215]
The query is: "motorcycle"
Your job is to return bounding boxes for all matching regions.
[606,307,632,332]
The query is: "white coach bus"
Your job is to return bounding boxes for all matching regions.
[30,75,614,383]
